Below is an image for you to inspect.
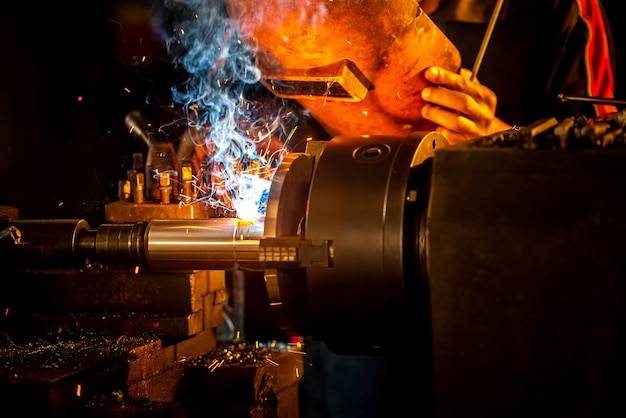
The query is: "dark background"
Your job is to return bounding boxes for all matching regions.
[0,0,624,226]
[0,0,179,226]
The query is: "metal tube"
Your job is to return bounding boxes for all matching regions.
[557,93,626,107]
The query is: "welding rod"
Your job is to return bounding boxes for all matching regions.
[470,0,505,81]
[557,93,626,107]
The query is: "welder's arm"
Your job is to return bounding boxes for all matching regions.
[420,66,511,144]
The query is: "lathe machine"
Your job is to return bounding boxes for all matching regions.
[3,108,626,417]
[2,0,626,414]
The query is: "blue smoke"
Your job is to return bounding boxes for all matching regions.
[153,0,296,220]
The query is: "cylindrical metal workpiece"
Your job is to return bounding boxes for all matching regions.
[7,218,265,271]
[144,218,265,270]
[89,222,148,266]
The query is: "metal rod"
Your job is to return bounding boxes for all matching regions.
[470,0,505,81]
[558,93,626,107]
[145,218,265,270]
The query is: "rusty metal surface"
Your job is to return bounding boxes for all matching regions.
[0,329,161,416]
[4,269,224,315]
[0,326,222,416]
[2,269,225,337]
[105,200,215,223]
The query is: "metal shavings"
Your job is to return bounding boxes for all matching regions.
[85,390,176,412]
[0,328,158,383]
[180,341,291,372]
[264,357,279,366]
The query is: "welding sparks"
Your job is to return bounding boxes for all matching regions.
[264,357,279,366]
[153,0,300,219]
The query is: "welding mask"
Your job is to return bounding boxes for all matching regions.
[225,0,461,136]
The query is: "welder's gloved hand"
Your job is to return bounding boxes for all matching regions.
[420,66,511,144]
